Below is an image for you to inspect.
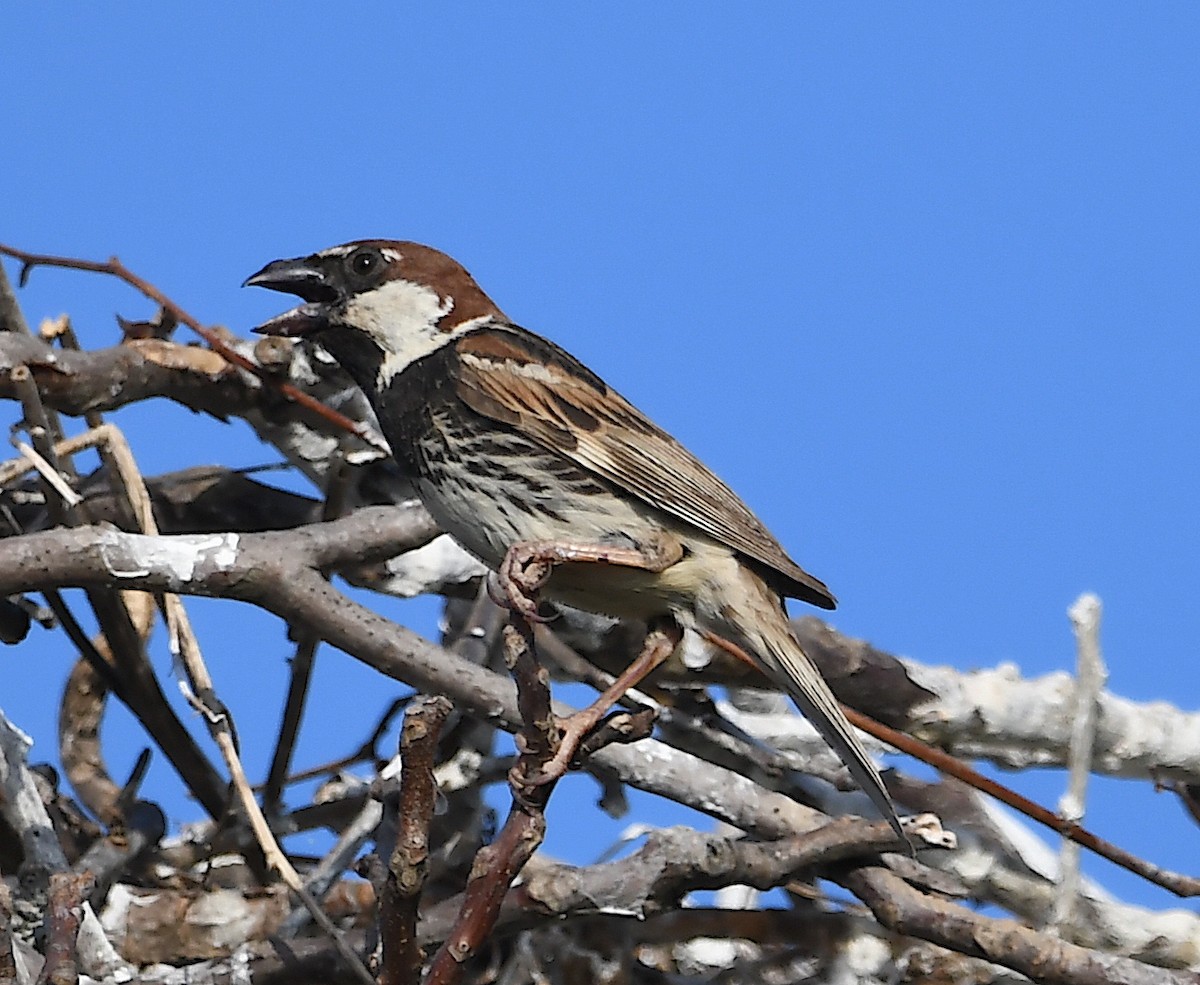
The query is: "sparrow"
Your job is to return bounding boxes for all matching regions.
[246,240,905,841]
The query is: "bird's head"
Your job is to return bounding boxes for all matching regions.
[247,240,504,387]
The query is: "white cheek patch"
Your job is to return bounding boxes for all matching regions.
[339,278,456,387]
[339,278,501,388]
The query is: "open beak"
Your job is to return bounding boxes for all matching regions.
[244,256,337,338]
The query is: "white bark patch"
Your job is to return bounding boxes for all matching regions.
[374,533,486,596]
[99,530,240,583]
[907,659,1200,779]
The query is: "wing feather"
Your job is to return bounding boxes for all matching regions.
[453,326,836,608]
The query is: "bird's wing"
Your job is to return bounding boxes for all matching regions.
[452,325,836,608]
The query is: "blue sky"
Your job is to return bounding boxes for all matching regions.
[4,6,1199,910]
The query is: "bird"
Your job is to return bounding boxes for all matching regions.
[246,239,906,843]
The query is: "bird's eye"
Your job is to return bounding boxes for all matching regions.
[348,249,381,277]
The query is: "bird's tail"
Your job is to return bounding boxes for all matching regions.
[705,576,908,847]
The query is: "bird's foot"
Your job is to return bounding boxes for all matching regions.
[517,705,660,788]
[513,621,682,789]
[493,545,556,624]
[516,711,607,787]
[495,536,684,625]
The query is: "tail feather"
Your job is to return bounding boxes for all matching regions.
[756,620,907,845]
[675,545,909,847]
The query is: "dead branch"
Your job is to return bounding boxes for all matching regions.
[4,515,1199,979]
[844,865,1197,985]
[0,517,1015,845]
[380,695,453,985]
[415,818,906,946]
[844,706,1200,897]
[0,244,380,448]
[422,620,558,983]
[1055,592,1107,929]
[36,871,93,985]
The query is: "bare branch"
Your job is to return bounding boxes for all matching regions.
[7,512,1195,980]
[1055,593,1107,929]
[379,695,452,985]
[433,818,907,934]
[845,865,1196,985]
[0,517,967,843]
[0,244,382,449]
[845,705,1200,897]
[35,872,93,985]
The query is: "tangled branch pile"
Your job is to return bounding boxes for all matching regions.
[0,251,1196,985]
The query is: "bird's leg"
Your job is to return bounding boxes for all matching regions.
[699,629,764,672]
[495,536,682,622]
[496,536,684,784]
[527,618,683,786]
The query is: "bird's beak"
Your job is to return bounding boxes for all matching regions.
[244,256,337,338]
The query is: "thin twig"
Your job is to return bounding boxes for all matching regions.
[42,317,108,490]
[17,315,75,490]
[843,705,1200,896]
[12,441,80,508]
[264,464,353,817]
[279,782,388,937]
[10,366,77,525]
[263,634,320,818]
[262,698,411,793]
[44,593,122,686]
[0,244,386,452]
[1054,593,1106,930]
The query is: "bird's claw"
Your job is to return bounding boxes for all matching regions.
[493,549,556,624]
